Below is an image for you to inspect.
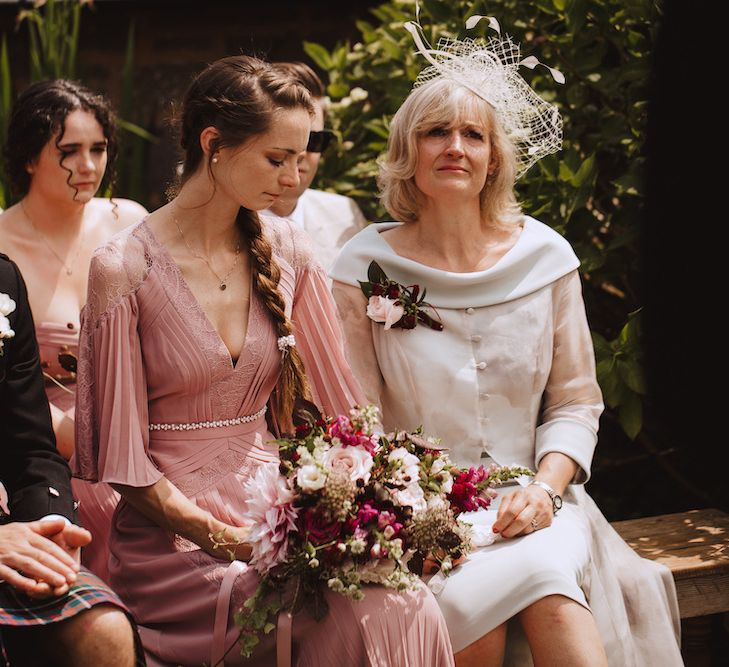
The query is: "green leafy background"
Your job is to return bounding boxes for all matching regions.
[306,0,655,445]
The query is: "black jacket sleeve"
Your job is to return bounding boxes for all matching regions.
[0,254,75,523]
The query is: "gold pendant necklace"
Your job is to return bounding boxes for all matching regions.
[22,201,85,276]
[173,215,242,291]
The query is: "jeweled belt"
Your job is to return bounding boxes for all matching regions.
[148,405,267,431]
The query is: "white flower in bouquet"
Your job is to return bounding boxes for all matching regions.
[440,470,454,494]
[350,404,381,433]
[296,445,316,466]
[387,447,421,485]
[395,482,426,511]
[465,522,497,548]
[427,495,448,511]
[322,444,373,483]
[349,537,367,554]
[359,557,397,584]
[297,464,327,492]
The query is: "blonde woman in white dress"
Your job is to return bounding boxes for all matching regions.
[331,20,682,667]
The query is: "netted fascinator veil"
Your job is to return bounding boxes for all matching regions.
[404,8,564,178]
[401,7,683,665]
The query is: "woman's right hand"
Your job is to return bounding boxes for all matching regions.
[113,480,253,563]
[205,524,252,562]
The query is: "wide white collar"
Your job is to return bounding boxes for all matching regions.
[330,216,579,308]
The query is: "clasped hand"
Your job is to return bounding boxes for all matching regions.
[0,518,91,599]
[492,484,554,538]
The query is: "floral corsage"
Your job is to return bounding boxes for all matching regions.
[0,292,16,356]
[359,261,443,331]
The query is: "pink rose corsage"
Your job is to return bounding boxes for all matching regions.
[359,261,443,331]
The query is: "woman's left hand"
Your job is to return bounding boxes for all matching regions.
[492,484,554,538]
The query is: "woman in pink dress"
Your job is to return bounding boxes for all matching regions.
[73,55,454,667]
[0,80,148,583]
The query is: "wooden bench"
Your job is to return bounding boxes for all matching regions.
[612,508,729,665]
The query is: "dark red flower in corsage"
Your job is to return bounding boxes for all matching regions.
[359,261,443,331]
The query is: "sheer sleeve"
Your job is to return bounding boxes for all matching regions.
[535,270,604,483]
[73,238,163,487]
[331,280,384,412]
[291,265,367,418]
[267,218,366,418]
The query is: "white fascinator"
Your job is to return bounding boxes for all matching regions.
[405,7,565,178]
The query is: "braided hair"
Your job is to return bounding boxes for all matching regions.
[178,55,313,428]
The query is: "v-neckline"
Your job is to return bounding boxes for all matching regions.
[142,219,252,371]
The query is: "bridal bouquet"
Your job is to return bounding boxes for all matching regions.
[232,401,531,656]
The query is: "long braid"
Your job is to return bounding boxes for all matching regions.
[176,55,315,427]
[236,208,310,429]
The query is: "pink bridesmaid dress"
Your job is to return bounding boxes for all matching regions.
[73,219,454,667]
[36,320,119,584]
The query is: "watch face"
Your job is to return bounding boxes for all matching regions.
[554,495,563,511]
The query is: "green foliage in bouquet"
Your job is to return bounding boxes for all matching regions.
[304,0,658,440]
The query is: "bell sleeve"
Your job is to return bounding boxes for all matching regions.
[535,270,604,484]
[287,250,367,419]
[73,245,163,488]
[331,280,385,412]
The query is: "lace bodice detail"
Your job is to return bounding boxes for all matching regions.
[74,216,363,486]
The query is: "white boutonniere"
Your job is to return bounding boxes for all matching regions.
[0,292,16,356]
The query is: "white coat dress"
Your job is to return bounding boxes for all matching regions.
[331,217,683,667]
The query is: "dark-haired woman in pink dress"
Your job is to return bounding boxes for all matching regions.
[73,55,454,667]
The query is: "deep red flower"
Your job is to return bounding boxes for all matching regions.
[401,314,417,329]
[448,466,491,514]
[299,508,341,545]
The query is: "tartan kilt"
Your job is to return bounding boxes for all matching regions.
[0,569,146,666]
[0,568,124,627]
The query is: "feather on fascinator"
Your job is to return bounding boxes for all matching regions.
[405,6,565,178]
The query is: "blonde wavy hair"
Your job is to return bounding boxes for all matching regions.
[378,78,522,228]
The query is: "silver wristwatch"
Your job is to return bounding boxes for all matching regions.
[529,479,563,514]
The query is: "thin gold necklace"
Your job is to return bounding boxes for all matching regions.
[173,215,242,291]
[22,201,86,277]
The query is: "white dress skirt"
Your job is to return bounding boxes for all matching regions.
[428,484,591,654]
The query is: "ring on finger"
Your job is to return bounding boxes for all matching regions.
[530,518,539,532]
